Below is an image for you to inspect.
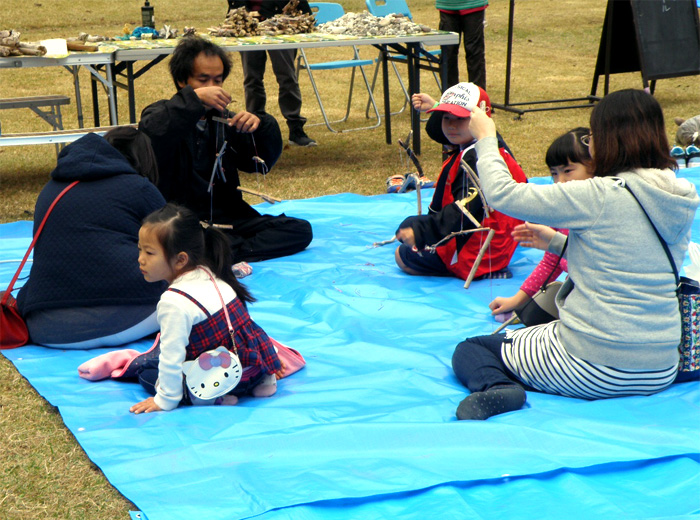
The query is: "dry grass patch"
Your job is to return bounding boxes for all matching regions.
[1,1,698,517]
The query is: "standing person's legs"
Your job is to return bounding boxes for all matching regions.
[268,49,317,147]
[461,10,486,90]
[241,50,269,115]
[439,10,462,88]
[452,334,526,420]
[268,49,305,128]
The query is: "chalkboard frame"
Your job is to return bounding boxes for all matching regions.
[592,0,700,95]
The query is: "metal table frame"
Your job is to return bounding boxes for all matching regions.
[0,52,118,129]
[1,32,457,154]
[107,33,457,154]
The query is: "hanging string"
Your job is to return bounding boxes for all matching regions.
[207,119,229,224]
[250,133,268,193]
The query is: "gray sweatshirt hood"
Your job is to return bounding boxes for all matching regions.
[620,168,699,246]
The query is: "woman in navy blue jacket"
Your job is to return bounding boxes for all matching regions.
[16,128,166,348]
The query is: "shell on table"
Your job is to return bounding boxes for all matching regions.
[316,12,432,37]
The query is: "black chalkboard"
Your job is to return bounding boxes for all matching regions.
[592,0,700,95]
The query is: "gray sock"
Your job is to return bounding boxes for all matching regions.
[456,384,526,420]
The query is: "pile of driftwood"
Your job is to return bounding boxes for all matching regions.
[0,30,46,57]
[259,0,315,36]
[209,7,260,37]
[209,0,315,37]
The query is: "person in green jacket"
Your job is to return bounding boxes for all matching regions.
[437,0,488,89]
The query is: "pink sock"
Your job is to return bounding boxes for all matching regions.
[77,349,141,381]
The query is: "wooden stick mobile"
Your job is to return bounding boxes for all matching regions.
[421,159,496,289]
[210,115,281,205]
[457,159,495,289]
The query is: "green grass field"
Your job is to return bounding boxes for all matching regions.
[1,1,698,517]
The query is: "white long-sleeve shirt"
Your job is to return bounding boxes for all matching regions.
[154,267,236,411]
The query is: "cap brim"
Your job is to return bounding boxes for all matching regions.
[427,104,472,118]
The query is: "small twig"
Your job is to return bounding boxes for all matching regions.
[426,228,484,251]
[201,221,233,230]
[371,236,397,248]
[237,186,281,204]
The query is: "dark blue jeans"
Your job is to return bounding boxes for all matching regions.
[452,333,521,393]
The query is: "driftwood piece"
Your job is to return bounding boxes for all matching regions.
[0,30,46,56]
[283,0,301,15]
[0,30,21,47]
[17,43,47,56]
[67,41,98,52]
[1,38,19,47]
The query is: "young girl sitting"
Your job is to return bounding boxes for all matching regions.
[130,203,281,414]
[489,128,592,321]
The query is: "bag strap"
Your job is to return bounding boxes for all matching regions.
[1,181,79,306]
[623,184,680,285]
[540,235,568,290]
[197,266,238,355]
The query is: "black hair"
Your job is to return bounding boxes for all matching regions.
[104,126,159,184]
[169,36,232,90]
[142,203,254,304]
[589,89,675,176]
[545,127,592,169]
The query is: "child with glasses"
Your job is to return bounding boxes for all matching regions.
[489,128,592,321]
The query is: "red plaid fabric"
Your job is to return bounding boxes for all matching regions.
[168,288,281,375]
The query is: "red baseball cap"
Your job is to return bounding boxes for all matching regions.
[427,82,492,118]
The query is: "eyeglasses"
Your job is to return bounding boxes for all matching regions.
[580,134,592,147]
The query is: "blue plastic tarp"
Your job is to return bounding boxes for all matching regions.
[2,174,699,520]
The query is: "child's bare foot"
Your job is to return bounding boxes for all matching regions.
[252,374,277,397]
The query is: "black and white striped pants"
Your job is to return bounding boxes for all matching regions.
[452,322,678,400]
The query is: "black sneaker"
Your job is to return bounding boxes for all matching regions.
[289,127,317,147]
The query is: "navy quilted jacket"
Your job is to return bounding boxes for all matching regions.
[16,133,167,314]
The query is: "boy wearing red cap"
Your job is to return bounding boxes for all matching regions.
[394,82,527,281]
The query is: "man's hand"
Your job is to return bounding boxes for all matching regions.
[194,86,232,112]
[130,396,163,414]
[411,93,438,112]
[512,222,556,251]
[396,227,416,248]
[226,111,260,133]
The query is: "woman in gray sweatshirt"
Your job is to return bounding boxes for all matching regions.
[451,89,699,420]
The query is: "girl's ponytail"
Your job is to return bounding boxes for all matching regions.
[202,225,255,305]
